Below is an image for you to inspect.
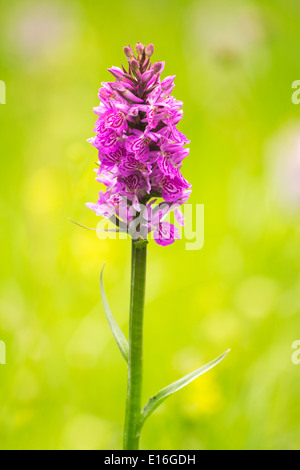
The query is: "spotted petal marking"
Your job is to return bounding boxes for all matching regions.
[153,222,180,246]
[105,110,127,132]
[96,131,121,154]
[100,146,125,168]
[161,177,184,202]
[126,135,150,161]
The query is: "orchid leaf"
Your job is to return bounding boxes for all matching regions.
[140,349,230,427]
[100,265,129,363]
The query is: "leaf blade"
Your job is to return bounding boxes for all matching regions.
[100,265,129,363]
[140,349,230,426]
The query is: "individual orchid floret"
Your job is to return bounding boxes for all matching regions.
[153,221,180,246]
[125,129,158,162]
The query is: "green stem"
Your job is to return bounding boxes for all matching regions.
[123,239,147,450]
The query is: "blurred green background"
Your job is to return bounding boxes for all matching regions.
[0,0,300,450]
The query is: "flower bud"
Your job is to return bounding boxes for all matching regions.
[110,82,126,92]
[145,44,154,58]
[130,59,141,78]
[151,61,165,75]
[108,67,124,81]
[141,70,154,84]
[135,41,144,58]
[124,46,134,59]
[122,89,144,103]
[161,75,175,91]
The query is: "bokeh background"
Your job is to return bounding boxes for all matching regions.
[0,0,300,450]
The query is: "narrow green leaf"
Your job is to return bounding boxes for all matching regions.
[100,265,129,363]
[140,349,230,426]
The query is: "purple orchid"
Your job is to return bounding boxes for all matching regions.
[83,42,229,452]
[86,41,192,245]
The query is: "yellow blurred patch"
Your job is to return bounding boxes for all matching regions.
[24,167,65,215]
[70,229,110,260]
[182,371,224,416]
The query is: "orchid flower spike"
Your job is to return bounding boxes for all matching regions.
[87,42,192,246]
